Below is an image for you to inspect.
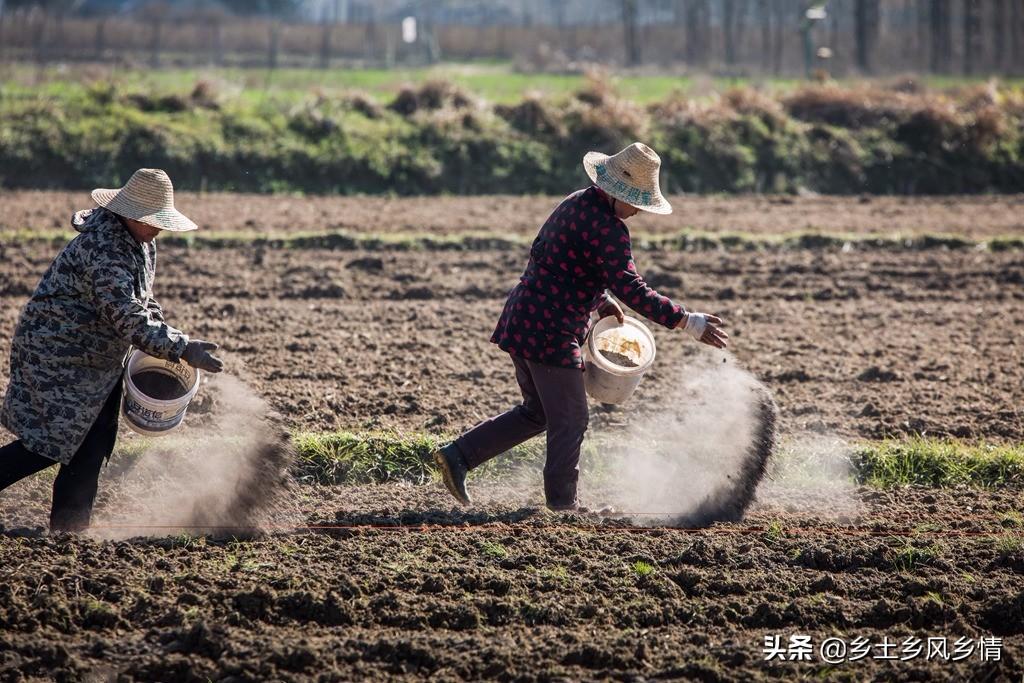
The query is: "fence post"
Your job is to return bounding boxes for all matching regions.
[32,7,47,65]
[268,21,280,70]
[212,17,223,66]
[95,17,106,60]
[151,18,162,68]
[319,20,331,68]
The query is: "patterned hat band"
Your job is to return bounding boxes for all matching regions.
[595,163,656,207]
[582,142,672,215]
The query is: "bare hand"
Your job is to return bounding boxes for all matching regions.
[597,299,625,325]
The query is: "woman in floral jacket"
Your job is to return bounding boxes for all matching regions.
[435,143,728,511]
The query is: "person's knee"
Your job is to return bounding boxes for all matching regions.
[517,402,547,430]
[569,398,589,434]
[552,404,588,442]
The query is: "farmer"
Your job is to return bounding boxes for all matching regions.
[0,168,224,533]
[434,143,728,512]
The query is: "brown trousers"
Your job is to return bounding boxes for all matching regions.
[455,355,588,508]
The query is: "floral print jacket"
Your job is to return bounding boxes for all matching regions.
[491,186,686,369]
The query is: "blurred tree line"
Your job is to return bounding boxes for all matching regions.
[1,0,1022,76]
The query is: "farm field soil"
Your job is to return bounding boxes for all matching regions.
[1,207,1023,681]
[1,479,1022,681]
[0,243,1022,442]
[4,191,1024,238]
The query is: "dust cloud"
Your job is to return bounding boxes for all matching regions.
[91,373,300,540]
[757,433,862,520]
[600,349,778,527]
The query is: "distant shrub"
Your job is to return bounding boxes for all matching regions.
[2,79,1023,195]
[388,80,474,116]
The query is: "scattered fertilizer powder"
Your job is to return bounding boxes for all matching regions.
[599,349,639,368]
[601,349,777,527]
[91,372,300,540]
[131,370,189,400]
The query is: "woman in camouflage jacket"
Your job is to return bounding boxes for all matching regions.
[0,169,223,533]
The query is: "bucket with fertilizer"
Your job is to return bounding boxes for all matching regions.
[121,349,200,436]
[584,315,656,404]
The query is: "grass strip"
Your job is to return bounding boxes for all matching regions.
[853,438,1024,488]
[4,229,1022,253]
[284,432,1024,488]
[101,431,1024,489]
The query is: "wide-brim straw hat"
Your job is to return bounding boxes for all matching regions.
[583,142,672,215]
[91,168,197,232]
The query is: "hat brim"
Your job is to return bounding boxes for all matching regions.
[91,188,198,232]
[583,151,673,215]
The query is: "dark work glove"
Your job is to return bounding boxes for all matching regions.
[182,340,224,373]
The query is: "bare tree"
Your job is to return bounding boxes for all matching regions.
[760,0,772,65]
[268,21,280,69]
[916,0,929,70]
[930,0,952,73]
[318,0,333,68]
[724,0,737,64]
[139,1,170,68]
[993,0,1006,71]
[772,0,786,74]
[94,13,105,59]
[1013,0,1023,72]
[854,0,879,73]
[963,0,980,74]
[686,0,711,66]
[621,0,640,66]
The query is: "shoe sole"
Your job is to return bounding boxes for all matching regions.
[433,451,471,506]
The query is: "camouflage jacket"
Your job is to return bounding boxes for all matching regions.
[1,208,189,464]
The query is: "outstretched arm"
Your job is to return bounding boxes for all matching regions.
[597,221,728,348]
[596,224,686,329]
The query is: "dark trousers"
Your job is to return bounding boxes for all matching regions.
[0,380,121,532]
[456,355,588,508]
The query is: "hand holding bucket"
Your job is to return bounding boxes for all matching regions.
[583,315,657,405]
[121,350,202,436]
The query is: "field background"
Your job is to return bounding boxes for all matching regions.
[2,1,1024,674]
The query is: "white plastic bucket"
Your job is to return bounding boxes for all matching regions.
[583,315,657,404]
[121,349,200,437]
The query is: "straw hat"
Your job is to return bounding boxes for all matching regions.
[583,142,672,215]
[91,169,197,232]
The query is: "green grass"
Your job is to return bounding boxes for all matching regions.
[254,432,1024,488]
[763,519,786,543]
[891,542,941,572]
[854,438,1024,488]
[995,533,1024,554]
[630,560,657,577]
[291,431,443,485]
[481,541,510,559]
[105,431,1024,489]
[7,63,1022,105]
[1,63,693,105]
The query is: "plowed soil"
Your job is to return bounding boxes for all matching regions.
[1,196,1023,681]
[4,190,1024,238]
[1,480,1022,681]
[3,242,1020,441]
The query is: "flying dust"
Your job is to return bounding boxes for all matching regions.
[91,373,301,540]
[600,350,778,527]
